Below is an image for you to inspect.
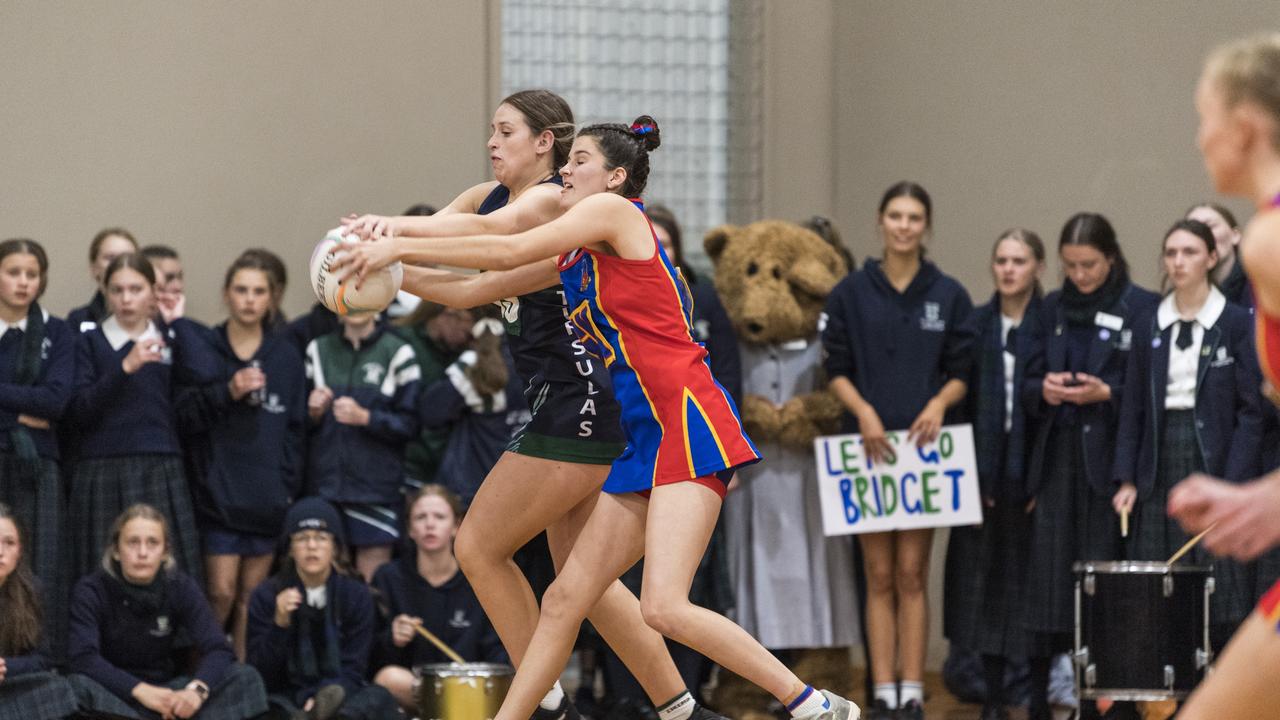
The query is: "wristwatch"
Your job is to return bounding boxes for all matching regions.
[185,680,210,701]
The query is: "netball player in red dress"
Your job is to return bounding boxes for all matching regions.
[1167,33,1280,719]
[336,117,859,720]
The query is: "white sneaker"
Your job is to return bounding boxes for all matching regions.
[814,690,861,720]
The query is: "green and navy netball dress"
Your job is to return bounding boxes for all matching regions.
[555,200,760,496]
[477,181,625,464]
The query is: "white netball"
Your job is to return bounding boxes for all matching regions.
[309,228,403,317]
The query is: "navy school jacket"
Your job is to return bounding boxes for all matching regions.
[1112,295,1263,497]
[68,569,234,699]
[369,555,507,670]
[176,323,308,536]
[0,312,75,460]
[247,571,375,702]
[66,317,214,459]
[821,258,975,432]
[419,346,530,507]
[966,295,1045,503]
[1025,284,1160,497]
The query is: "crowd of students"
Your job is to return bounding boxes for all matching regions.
[0,232,514,719]
[0,167,1277,720]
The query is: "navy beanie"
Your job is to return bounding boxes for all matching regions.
[282,497,345,548]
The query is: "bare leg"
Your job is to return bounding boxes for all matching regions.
[494,492,650,720]
[374,665,417,711]
[234,554,273,661]
[354,544,393,583]
[640,483,809,704]
[895,528,932,684]
[545,488,687,704]
[858,531,898,685]
[455,453,605,667]
[1180,611,1280,719]
[205,554,240,628]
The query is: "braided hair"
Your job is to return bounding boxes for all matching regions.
[577,115,662,197]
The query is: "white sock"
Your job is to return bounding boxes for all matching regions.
[657,691,695,720]
[788,685,831,718]
[874,682,898,709]
[539,681,566,711]
[900,680,924,706]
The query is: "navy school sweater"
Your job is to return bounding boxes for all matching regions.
[0,312,75,460]
[176,323,308,536]
[66,318,212,459]
[370,554,507,670]
[68,569,233,699]
[420,346,530,507]
[246,571,375,702]
[821,258,976,433]
[304,324,421,505]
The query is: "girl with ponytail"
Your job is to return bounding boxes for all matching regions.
[336,116,859,720]
[339,97,701,719]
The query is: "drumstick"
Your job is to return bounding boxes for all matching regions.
[409,619,466,664]
[1120,509,1129,538]
[1167,522,1218,565]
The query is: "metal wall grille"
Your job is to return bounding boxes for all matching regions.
[502,0,736,270]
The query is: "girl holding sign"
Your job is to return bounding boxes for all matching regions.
[822,181,976,720]
[1022,213,1158,720]
[944,228,1045,720]
[1111,220,1264,652]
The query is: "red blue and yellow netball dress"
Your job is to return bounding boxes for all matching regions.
[556,200,760,497]
[1257,193,1280,630]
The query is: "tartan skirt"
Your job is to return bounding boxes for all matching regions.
[0,453,69,661]
[1129,410,1255,631]
[944,499,1031,659]
[68,454,203,587]
[0,671,77,720]
[1025,426,1121,650]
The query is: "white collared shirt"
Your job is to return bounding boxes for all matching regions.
[1000,314,1018,432]
[0,308,50,338]
[100,315,161,351]
[305,585,327,609]
[1157,287,1226,410]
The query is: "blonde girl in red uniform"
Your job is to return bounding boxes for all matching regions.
[1166,32,1280,719]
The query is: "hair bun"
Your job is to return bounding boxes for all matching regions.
[629,115,661,152]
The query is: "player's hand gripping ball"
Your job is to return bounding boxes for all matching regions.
[310,228,403,316]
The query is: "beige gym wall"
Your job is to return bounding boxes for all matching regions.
[1,1,498,320]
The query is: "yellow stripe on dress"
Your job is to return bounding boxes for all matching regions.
[681,387,731,477]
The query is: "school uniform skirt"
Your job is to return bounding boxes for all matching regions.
[0,453,69,659]
[1130,410,1255,642]
[944,499,1030,659]
[1024,425,1121,656]
[0,671,77,720]
[68,665,267,720]
[69,454,202,586]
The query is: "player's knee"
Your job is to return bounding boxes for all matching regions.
[454,525,490,574]
[540,578,585,624]
[639,594,684,638]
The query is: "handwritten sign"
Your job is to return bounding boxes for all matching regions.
[813,423,982,536]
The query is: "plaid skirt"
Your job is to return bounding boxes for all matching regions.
[1025,427,1121,648]
[68,665,266,720]
[0,453,69,661]
[1128,410,1255,631]
[0,671,77,720]
[944,500,1030,659]
[68,455,203,587]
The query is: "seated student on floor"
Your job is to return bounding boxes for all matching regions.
[66,503,267,720]
[247,497,397,720]
[370,485,507,711]
[0,503,77,720]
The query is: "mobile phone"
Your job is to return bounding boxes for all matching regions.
[1063,373,1082,387]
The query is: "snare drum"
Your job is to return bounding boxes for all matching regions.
[1073,561,1212,701]
[414,662,514,720]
